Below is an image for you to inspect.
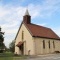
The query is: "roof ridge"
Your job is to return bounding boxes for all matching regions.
[29,23,50,29]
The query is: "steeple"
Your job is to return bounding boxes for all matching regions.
[23,9,31,24]
[25,9,30,15]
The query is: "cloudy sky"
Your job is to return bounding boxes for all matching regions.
[0,0,60,48]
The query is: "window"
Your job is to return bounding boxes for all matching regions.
[22,31,24,40]
[43,40,45,49]
[49,41,50,48]
[53,41,55,48]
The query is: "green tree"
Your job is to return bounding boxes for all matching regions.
[0,27,5,53]
[9,40,15,53]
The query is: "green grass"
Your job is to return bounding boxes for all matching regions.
[0,52,27,60]
[0,57,13,60]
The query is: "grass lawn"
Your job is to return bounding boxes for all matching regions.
[0,52,27,60]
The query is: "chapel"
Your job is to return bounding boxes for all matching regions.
[15,9,60,55]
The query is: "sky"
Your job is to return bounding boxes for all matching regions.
[0,0,60,48]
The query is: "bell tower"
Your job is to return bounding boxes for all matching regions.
[23,9,31,24]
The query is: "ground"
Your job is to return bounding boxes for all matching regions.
[26,53,60,60]
[0,52,60,60]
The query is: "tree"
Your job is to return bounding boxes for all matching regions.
[9,40,15,53]
[0,27,5,53]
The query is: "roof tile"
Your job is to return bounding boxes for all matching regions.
[25,23,60,39]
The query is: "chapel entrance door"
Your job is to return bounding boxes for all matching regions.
[19,43,24,55]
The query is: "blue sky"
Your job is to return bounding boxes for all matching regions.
[0,0,60,47]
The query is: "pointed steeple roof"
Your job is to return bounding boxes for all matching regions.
[23,9,31,24]
[25,9,30,15]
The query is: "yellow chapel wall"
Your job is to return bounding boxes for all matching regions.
[15,23,60,55]
[15,23,35,55]
[33,37,60,55]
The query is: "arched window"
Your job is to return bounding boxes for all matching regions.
[22,31,24,40]
[49,41,50,49]
[53,41,55,48]
[43,40,45,49]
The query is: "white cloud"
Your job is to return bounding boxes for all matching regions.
[39,0,60,17]
[28,4,41,18]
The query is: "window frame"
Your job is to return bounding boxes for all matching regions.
[43,40,45,49]
[49,41,50,49]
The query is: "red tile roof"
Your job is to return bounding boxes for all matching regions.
[25,23,60,40]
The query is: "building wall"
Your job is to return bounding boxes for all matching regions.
[15,23,60,55]
[54,40,60,51]
[15,23,35,55]
[33,37,60,55]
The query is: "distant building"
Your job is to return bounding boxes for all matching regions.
[15,9,60,55]
[0,27,5,53]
